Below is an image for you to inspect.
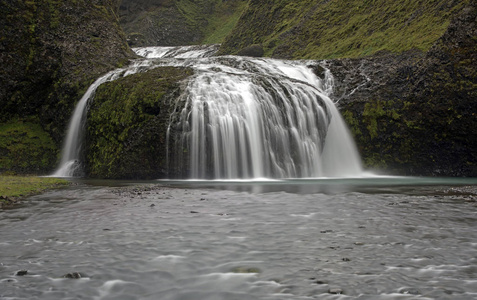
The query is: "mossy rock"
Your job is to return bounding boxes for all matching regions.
[0,0,134,174]
[237,44,265,57]
[85,66,194,179]
[0,120,58,175]
[334,2,477,176]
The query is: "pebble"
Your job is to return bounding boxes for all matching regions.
[15,270,28,276]
[328,288,343,294]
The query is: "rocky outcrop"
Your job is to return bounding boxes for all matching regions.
[0,0,134,174]
[324,2,477,176]
[85,67,193,179]
[119,0,202,46]
[119,0,247,47]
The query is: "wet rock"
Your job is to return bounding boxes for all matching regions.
[150,203,155,207]
[15,270,28,276]
[400,288,420,295]
[328,288,344,294]
[62,272,83,279]
[312,279,327,285]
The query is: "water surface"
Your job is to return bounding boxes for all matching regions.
[1,177,476,299]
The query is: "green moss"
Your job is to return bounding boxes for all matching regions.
[202,0,248,44]
[341,110,362,137]
[86,67,194,179]
[0,176,68,206]
[221,0,468,59]
[0,120,59,174]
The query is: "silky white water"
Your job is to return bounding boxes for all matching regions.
[53,45,363,179]
[51,60,155,177]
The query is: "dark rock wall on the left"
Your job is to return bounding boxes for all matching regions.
[0,0,134,174]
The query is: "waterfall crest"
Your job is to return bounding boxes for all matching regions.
[53,45,363,179]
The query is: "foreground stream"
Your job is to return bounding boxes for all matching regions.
[1,178,477,299]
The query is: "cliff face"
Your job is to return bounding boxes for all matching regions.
[0,0,133,174]
[2,0,475,177]
[218,0,476,176]
[325,2,477,176]
[85,67,194,179]
[119,0,247,46]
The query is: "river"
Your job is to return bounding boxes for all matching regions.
[1,177,476,299]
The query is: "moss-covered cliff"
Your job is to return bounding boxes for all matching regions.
[220,0,467,59]
[327,2,477,176]
[0,0,134,174]
[85,67,193,179]
[119,0,247,46]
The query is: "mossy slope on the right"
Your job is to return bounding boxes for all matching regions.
[220,0,467,59]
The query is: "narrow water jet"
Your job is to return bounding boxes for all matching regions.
[51,61,154,177]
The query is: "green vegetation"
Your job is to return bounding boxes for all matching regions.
[172,0,248,44]
[220,0,468,59]
[86,67,193,179]
[119,0,247,46]
[201,0,248,44]
[0,175,68,207]
[0,119,59,174]
[0,0,133,174]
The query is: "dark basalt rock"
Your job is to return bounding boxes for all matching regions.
[62,272,84,279]
[85,67,194,179]
[324,2,477,177]
[0,0,134,175]
[15,270,28,276]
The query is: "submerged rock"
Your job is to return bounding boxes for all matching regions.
[62,272,83,279]
[230,267,261,274]
[15,270,28,276]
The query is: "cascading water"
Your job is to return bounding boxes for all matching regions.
[51,61,155,177]
[52,45,363,179]
[166,57,362,179]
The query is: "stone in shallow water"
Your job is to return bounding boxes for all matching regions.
[62,272,83,279]
[328,288,343,294]
[15,270,28,276]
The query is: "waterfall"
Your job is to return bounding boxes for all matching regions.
[52,45,363,179]
[166,56,363,179]
[51,61,154,177]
